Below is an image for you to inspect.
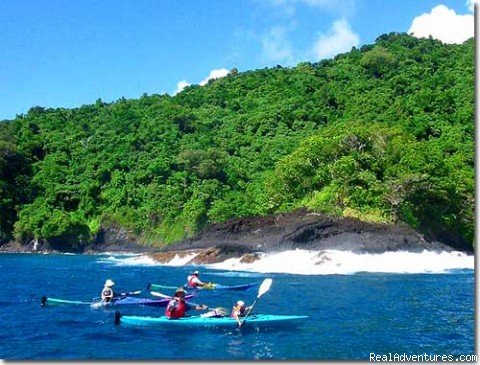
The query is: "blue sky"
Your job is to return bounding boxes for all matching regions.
[0,0,475,120]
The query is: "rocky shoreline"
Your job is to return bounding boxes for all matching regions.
[0,209,472,264]
[149,208,468,265]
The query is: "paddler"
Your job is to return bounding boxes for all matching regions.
[101,279,116,303]
[165,287,208,319]
[186,270,209,288]
[231,300,252,326]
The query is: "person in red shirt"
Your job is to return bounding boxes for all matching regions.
[186,270,209,288]
[165,287,208,319]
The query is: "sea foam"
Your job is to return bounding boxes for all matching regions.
[96,249,474,275]
[206,249,474,275]
[96,254,158,266]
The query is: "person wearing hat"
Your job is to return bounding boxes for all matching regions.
[165,287,208,319]
[101,279,116,303]
[231,300,252,326]
[186,270,209,288]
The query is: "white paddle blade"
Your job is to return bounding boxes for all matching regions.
[257,278,273,298]
[150,291,171,299]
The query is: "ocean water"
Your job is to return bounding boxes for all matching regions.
[0,252,474,360]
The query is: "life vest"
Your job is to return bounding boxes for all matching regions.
[166,298,186,319]
[187,275,198,287]
[231,305,246,318]
[101,287,113,302]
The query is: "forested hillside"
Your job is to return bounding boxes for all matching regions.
[0,33,474,251]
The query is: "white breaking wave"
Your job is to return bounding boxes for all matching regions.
[206,249,474,275]
[96,254,158,266]
[96,252,198,267]
[165,253,199,266]
[95,249,474,275]
[207,271,263,278]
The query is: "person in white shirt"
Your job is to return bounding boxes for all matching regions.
[101,279,116,303]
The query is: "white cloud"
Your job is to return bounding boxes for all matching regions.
[174,80,190,95]
[261,26,295,64]
[173,68,229,95]
[408,5,474,44]
[312,18,359,60]
[199,68,229,86]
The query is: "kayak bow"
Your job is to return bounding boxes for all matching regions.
[41,296,91,306]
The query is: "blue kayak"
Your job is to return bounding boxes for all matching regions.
[41,294,194,308]
[115,312,308,328]
[148,282,260,292]
[90,296,173,309]
[206,282,260,291]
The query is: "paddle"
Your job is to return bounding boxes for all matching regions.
[150,290,215,312]
[201,282,217,290]
[149,291,173,299]
[239,278,273,328]
[150,291,197,303]
[93,290,142,302]
[118,290,142,297]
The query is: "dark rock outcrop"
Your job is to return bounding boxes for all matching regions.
[153,208,467,264]
[1,209,471,262]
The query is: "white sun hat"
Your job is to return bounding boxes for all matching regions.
[105,279,115,287]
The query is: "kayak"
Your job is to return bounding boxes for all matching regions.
[148,282,260,292]
[41,296,91,306]
[41,294,194,308]
[204,282,260,291]
[115,312,308,328]
[90,296,171,309]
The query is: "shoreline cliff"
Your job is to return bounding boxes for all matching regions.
[2,209,471,265]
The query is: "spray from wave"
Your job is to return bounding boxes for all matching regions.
[207,249,474,275]
[96,254,158,266]
[97,252,198,267]
[96,249,473,275]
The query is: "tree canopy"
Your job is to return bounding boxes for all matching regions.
[0,33,474,251]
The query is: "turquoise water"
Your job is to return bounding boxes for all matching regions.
[0,253,474,360]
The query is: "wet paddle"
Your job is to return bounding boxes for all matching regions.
[119,290,142,296]
[93,290,142,302]
[150,290,213,312]
[239,278,273,328]
[149,291,173,299]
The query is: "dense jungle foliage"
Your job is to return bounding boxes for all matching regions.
[0,33,474,251]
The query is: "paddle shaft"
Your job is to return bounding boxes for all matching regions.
[93,290,141,301]
[151,291,208,310]
[239,298,258,327]
[239,278,273,327]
